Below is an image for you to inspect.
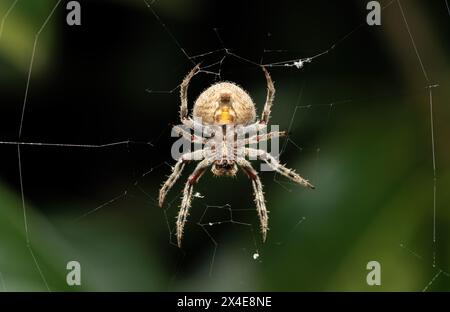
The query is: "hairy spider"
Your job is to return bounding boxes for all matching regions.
[159,64,314,247]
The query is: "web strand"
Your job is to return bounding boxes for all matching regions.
[429,87,437,244]
[143,0,195,66]
[18,145,51,291]
[15,0,62,291]
[0,0,19,40]
[196,204,260,277]
[397,0,439,266]
[400,243,449,291]
[0,140,153,148]
[397,0,430,83]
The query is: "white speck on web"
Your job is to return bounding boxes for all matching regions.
[194,192,204,198]
[290,58,312,69]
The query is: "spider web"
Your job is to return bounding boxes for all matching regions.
[0,0,448,291]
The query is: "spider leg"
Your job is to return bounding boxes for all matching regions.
[245,147,315,189]
[172,125,206,144]
[236,158,269,242]
[180,63,201,121]
[177,158,213,247]
[181,117,216,138]
[159,149,205,207]
[261,66,275,124]
[233,122,268,150]
[243,130,287,145]
[240,121,267,135]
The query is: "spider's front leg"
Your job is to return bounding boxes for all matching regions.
[177,157,214,247]
[178,64,216,137]
[180,63,201,121]
[236,158,269,242]
[159,149,204,207]
[245,147,315,189]
[261,66,275,124]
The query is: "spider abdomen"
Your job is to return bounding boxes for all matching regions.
[193,82,256,125]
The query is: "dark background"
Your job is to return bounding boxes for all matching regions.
[0,0,449,291]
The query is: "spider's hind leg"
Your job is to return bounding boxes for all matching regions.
[159,149,205,208]
[252,177,269,242]
[159,159,186,207]
[237,158,269,242]
[176,158,212,247]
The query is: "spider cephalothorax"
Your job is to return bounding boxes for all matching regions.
[159,64,314,247]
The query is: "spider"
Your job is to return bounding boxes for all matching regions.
[159,64,314,247]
